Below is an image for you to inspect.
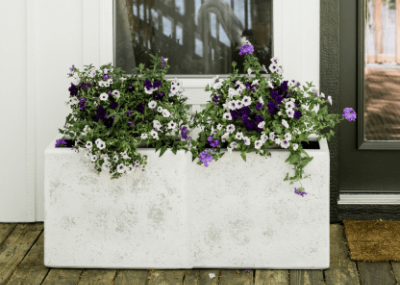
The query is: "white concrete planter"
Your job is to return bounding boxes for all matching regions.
[44,136,329,269]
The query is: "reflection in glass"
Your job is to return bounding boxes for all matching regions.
[115,0,273,74]
[364,0,400,140]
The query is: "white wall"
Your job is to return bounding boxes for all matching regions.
[0,0,319,222]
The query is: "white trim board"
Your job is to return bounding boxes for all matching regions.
[338,194,400,205]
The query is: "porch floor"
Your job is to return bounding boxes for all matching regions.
[0,223,399,285]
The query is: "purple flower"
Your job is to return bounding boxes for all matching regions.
[245,270,250,273]
[280,81,288,93]
[246,82,252,90]
[136,102,145,114]
[68,83,78,96]
[79,97,86,111]
[213,94,221,104]
[199,150,214,167]
[126,85,134,92]
[208,135,220,148]
[256,115,264,123]
[271,90,284,105]
[294,110,302,119]
[241,106,251,116]
[102,74,109,81]
[55,139,67,148]
[295,187,308,197]
[181,126,189,139]
[94,106,107,122]
[155,92,164,100]
[67,65,74,76]
[231,109,240,120]
[126,110,133,116]
[104,117,114,128]
[255,103,262,110]
[161,56,166,68]
[144,80,153,90]
[342,108,357,121]
[109,101,119,110]
[80,83,91,90]
[267,101,279,116]
[153,81,162,89]
[239,43,255,56]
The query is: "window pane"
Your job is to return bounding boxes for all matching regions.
[115,0,273,74]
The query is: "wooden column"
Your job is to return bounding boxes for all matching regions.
[373,0,383,62]
[396,0,400,64]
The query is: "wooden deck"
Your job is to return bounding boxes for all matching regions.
[0,223,400,285]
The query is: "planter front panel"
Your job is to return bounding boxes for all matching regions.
[44,143,191,268]
[188,141,330,269]
[45,137,329,269]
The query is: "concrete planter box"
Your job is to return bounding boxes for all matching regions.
[44,136,329,269]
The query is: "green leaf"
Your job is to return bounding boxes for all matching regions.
[299,156,314,168]
[285,153,300,164]
[159,146,168,157]
[240,152,247,162]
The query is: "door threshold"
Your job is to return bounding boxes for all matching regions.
[339,194,400,205]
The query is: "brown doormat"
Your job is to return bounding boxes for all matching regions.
[343,220,400,262]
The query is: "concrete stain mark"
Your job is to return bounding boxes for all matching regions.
[147,204,165,226]
[204,224,222,249]
[78,174,99,187]
[228,218,253,245]
[49,178,65,205]
[93,209,110,232]
[62,216,77,230]
[115,209,138,234]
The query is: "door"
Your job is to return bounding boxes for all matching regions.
[337,0,400,220]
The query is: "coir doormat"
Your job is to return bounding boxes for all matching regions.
[343,220,400,262]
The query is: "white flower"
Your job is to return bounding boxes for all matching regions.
[243,136,251,146]
[290,98,296,102]
[228,88,238,98]
[235,132,244,140]
[153,120,162,131]
[326,96,333,105]
[162,109,171,118]
[236,100,243,109]
[97,141,106,150]
[107,78,113,85]
[120,77,126,83]
[271,56,279,64]
[252,79,260,87]
[89,69,96,78]
[100,93,108,101]
[247,68,253,76]
[221,132,230,142]
[269,132,275,141]
[98,81,105,87]
[284,133,292,141]
[113,155,119,162]
[223,113,232,120]
[102,162,110,173]
[213,81,223,90]
[230,141,238,149]
[320,92,326,98]
[91,154,98,162]
[276,67,283,75]
[145,87,154,94]
[226,124,235,133]
[261,64,267,72]
[286,102,295,109]
[150,129,159,140]
[286,108,294,118]
[228,101,237,110]
[277,111,282,116]
[275,138,281,145]
[157,106,163,113]
[288,79,296,87]
[269,63,278,73]
[258,121,266,129]
[217,124,223,130]
[167,121,177,129]
[281,140,290,149]
[258,97,264,105]
[242,96,252,107]
[126,164,135,174]
[135,160,140,166]
[227,147,233,154]
[148,100,157,109]
[120,151,130,159]
[95,138,102,146]
[261,133,268,143]
[104,81,110,88]
[212,75,220,83]
[254,140,263,149]
[72,77,80,86]
[116,164,126,173]
[141,133,148,139]
[292,143,299,151]
[282,119,289,128]
[85,141,93,148]
[111,90,120,99]
[267,79,274,89]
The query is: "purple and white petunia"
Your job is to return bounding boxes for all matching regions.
[235,132,244,140]
[261,133,268,143]
[242,96,252,107]
[116,164,126,174]
[269,132,275,141]
[113,155,119,162]
[148,100,157,109]
[228,101,237,110]
[284,133,292,141]
[326,96,333,105]
[258,121,265,129]
[100,93,109,101]
[230,141,238,148]
[111,90,121,99]
[85,141,93,148]
[153,120,162,131]
[150,129,159,140]
[254,140,263,149]
[282,119,289,128]
[141,133,148,139]
[292,143,299,151]
[162,109,171,118]
[281,140,290,149]
[223,113,232,120]
[243,136,251,146]
[286,108,294,118]
[226,124,236,133]
[167,121,177,129]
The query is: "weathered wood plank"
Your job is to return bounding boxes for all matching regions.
[357,262,395,285]
[219,270,253,285]
[289,270,324,285]
[0,224,16,245]
[255,270,289,285]
[0,223,43,285]
[42,269,83,285]
[148,270,186,285]
[391,262,400,284]
[78,269,116,285]
[198,269,220,285]
[7,232,49,284]
[184,269,200,285]
[325,224,359,285]
[114,270,149,285]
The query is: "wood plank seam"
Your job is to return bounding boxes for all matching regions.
[0,224,16,248]
[39,266,51,285]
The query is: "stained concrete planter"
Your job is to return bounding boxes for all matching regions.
[44,136,329,269]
